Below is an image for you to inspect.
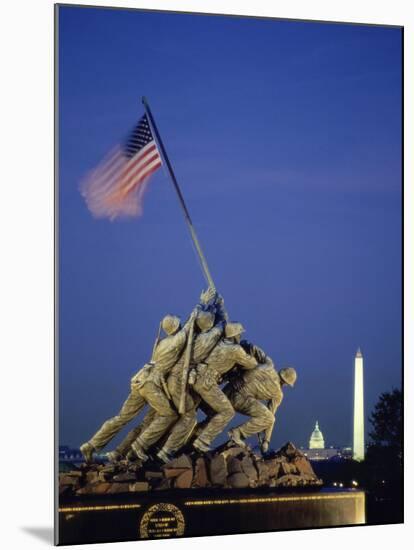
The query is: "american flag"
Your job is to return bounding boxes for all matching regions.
[81,114,162,220]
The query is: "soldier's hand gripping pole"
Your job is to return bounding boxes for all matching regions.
[178,310,197,414]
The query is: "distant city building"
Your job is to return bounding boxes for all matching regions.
[59,445,107,463]
[302,448,340,461]
[59,445,83,462]
[353,347,365,461]
[301,347,366,462]
[309,421,325,449]
[341,447,353,459]
[301,421,342,461]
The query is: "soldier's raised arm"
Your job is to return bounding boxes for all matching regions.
[199,287,216,306]
[168,307,198,353]
[214,293,229,323]
[182,307,199,331]
[160,289,214,357]
[179,287,216,334]
[240,340,267,364]
[234,345,258,370]
[193,312,224,362]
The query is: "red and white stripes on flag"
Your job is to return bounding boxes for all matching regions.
[80,114,162,220]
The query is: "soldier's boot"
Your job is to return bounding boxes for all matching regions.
[131,440,149,462]
[126,449,136,461]
[80,442,95,463]
[157,448,173,464]
[106,450,122,463]
[228,427,247,448]
[192,438,210,453]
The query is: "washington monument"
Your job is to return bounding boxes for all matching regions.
[353,348,365,461]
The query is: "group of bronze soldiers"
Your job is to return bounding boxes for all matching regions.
[80,288,297,464]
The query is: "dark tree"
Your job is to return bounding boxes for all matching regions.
[369,388,402,452]
[363,389,403,524]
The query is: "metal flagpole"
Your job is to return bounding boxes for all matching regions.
[142,96,216,291]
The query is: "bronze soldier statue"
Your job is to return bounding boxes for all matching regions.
[79,292,208,463]
[131,288,223,461]
[156,294,228,462]
[189,322,258,452]
[102,289,223,463]
[80,285,297,465]
[225,350,297,453]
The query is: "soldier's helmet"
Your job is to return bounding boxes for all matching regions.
[161,315,181,335]
[225,322,245,339]
[196,310,215,332]
[279,367,297,387]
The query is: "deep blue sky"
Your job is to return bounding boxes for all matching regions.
[58,6,402,450]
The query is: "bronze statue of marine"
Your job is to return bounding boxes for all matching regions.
[80,287,297,465]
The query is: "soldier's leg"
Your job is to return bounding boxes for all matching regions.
[156,373,199,457]
[161,392,200,455]
[190,399,215,441]
[132,382,178,454]
[88,388,146,451]
[193,383,235,449]
[233,395,274,439]
[114,409,156,457]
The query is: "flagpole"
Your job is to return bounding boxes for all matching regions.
[142,96,216,291]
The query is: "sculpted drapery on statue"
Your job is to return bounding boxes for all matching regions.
[80,287,297,465]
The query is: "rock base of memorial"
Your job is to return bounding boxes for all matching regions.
[59,442,322,496]
[59,442,359,544]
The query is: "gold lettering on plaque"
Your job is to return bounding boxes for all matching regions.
[139,503,185,539]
